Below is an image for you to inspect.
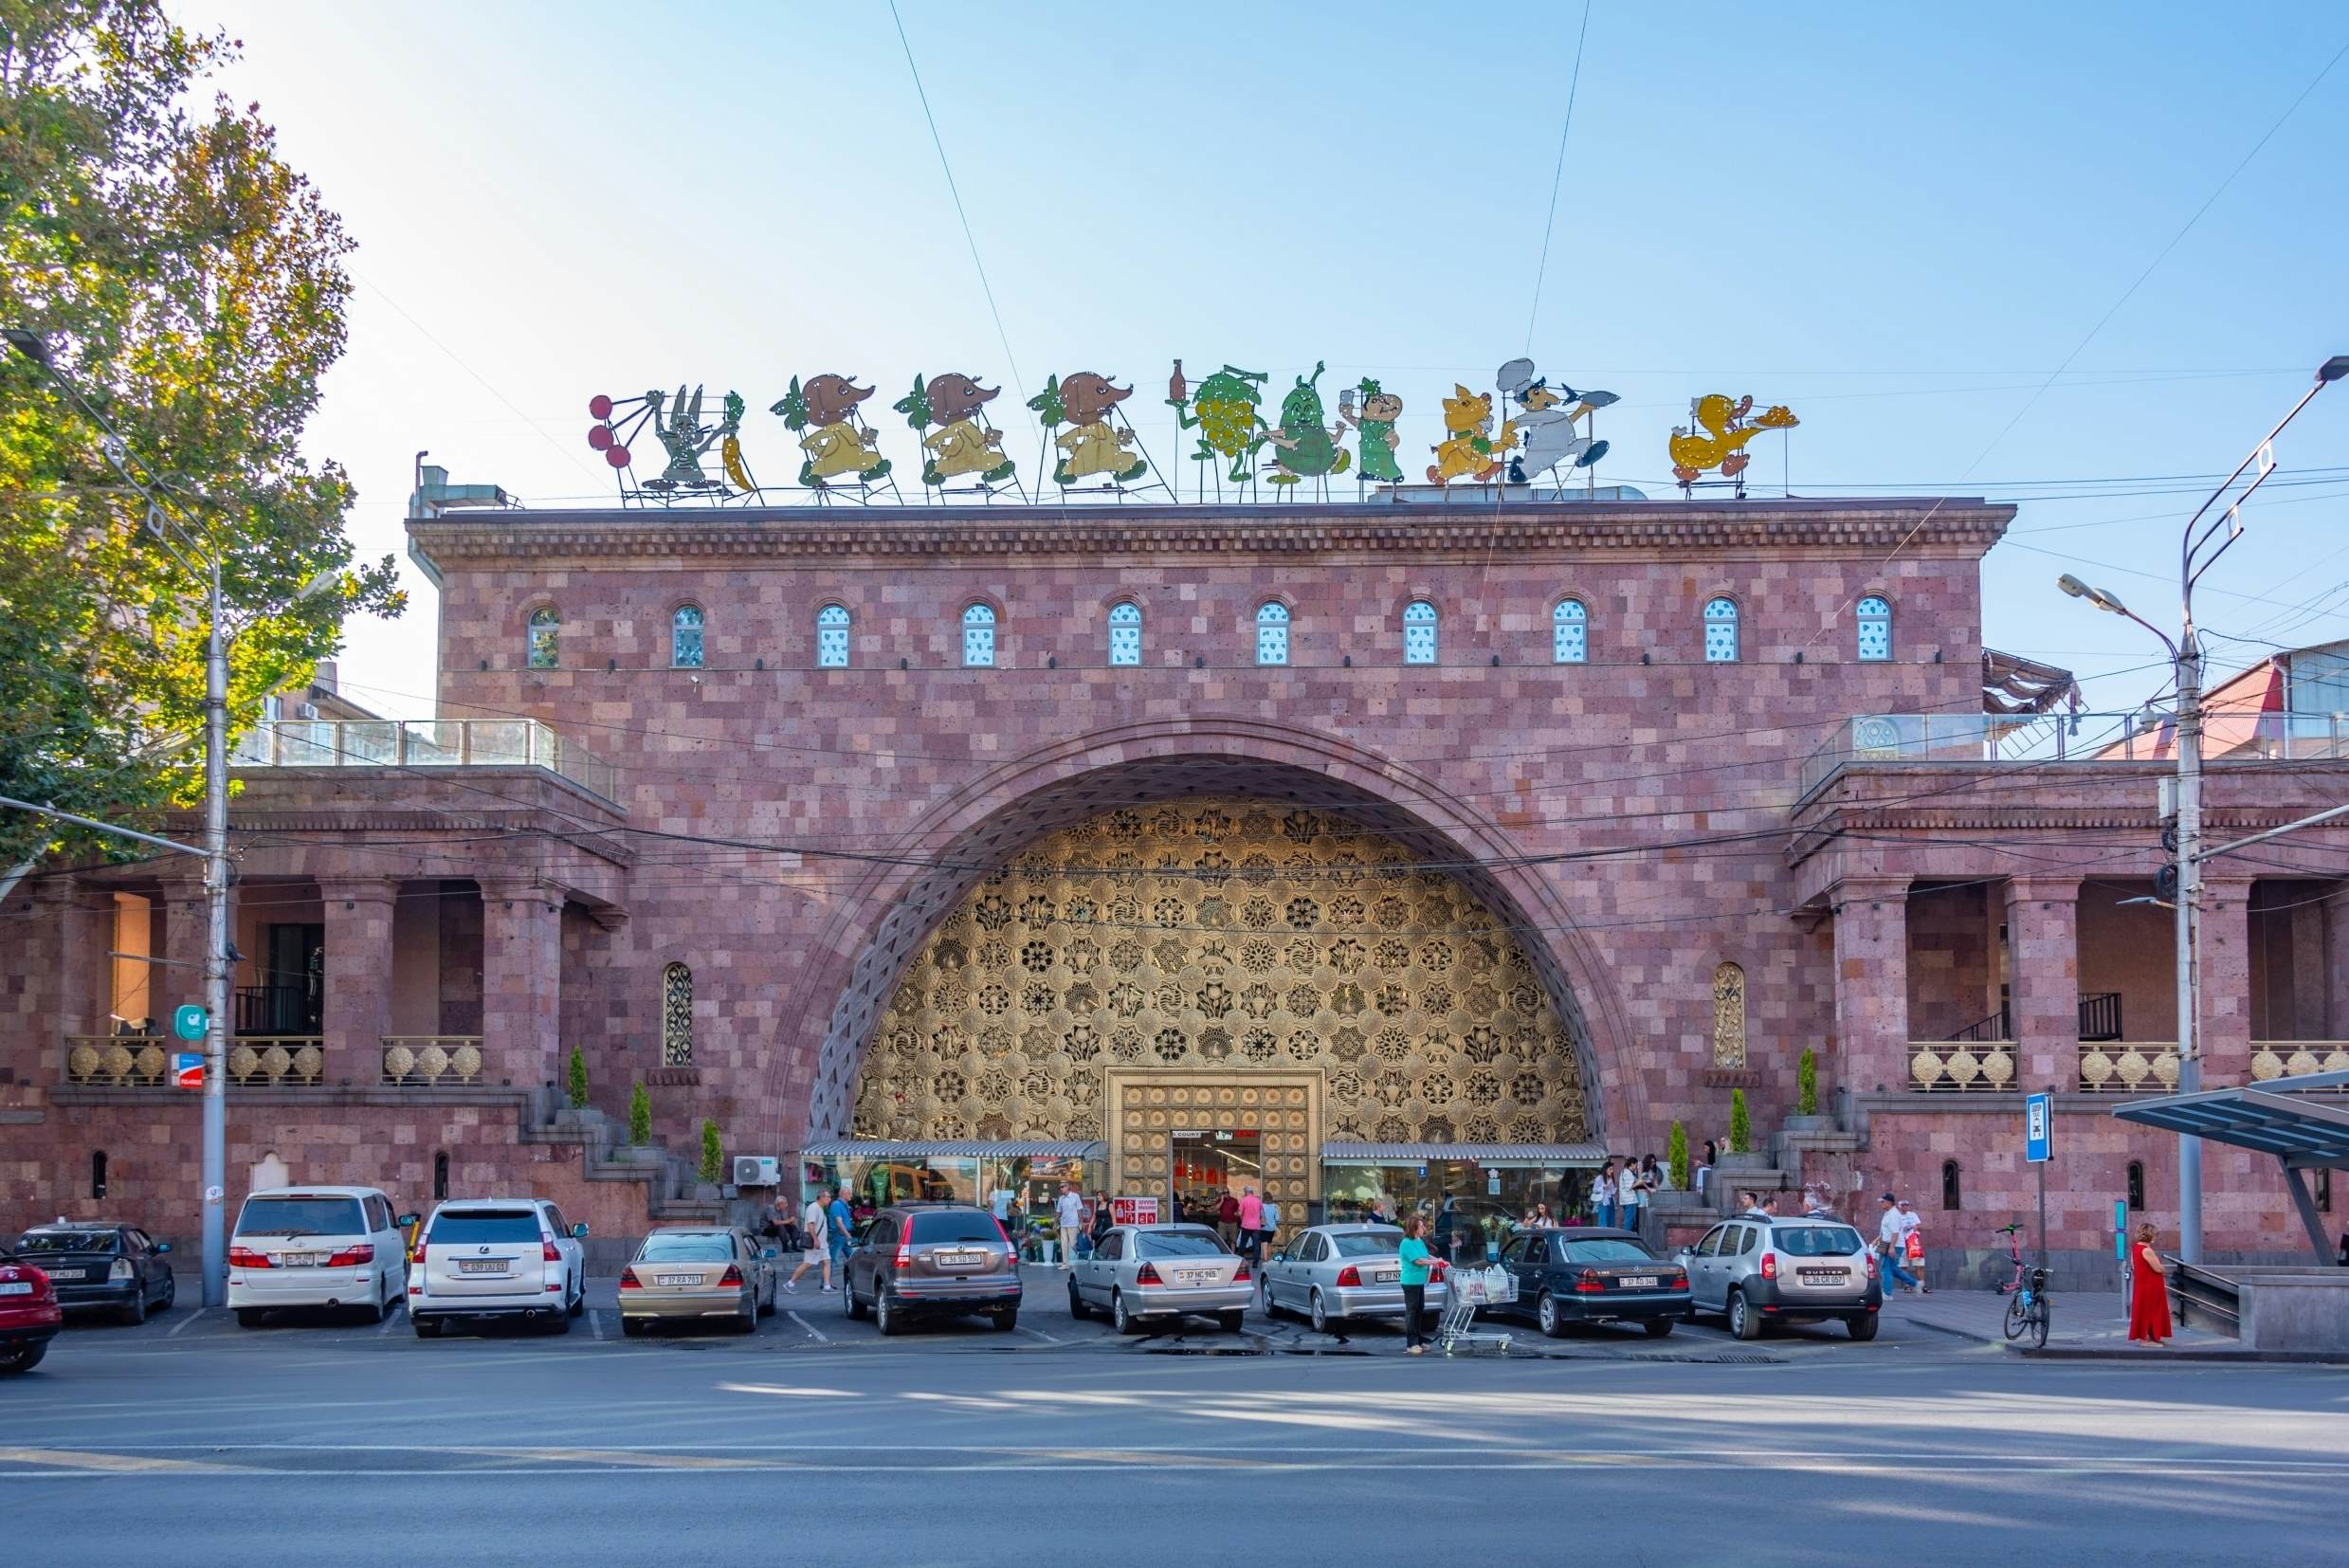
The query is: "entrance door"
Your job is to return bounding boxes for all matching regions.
[243,922,324,1034]
[1169,1129,1262,1227]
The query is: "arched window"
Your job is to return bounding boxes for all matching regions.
[2126,1160,2145,1211]
[1711,961,1747,1067]
[1856,595,1891,662]
[1703,596,1739,663]
[526,606,559,669]
[1107,600,1142,667]
[1402,599,1437,665]
[90,1150,107,1200]
[961,602,996,667]
[1553,598,1588,665]
[661,962,694,1067]
[670,604,704,669]
[1940,1158,1962,1212]
[1255,602,1290,666]
[816,603,850,668]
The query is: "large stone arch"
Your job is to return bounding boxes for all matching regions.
[772,718,1646,1149]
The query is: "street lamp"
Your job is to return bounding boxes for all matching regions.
[2056,353,2346,1264]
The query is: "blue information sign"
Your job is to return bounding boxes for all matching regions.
[2024,1092,2052,1164]
[172,1003,207,1042]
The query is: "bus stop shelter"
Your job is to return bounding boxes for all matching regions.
[2113,1068,2349,1262]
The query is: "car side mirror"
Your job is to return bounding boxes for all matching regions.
[1676,1249,1692,1262]
[572,1223,590,1239]
[396,1212,420,1229]
[153,1241,172,1253]
[762,1247,778,1261]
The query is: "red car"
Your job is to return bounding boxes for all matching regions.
[0,1247,64,1374]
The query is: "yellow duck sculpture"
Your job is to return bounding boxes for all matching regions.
[1669,393,1798,489]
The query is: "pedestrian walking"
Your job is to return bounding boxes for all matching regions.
[1875,1194,1921,1293]
[1897,1199,1928,1292]
[1259,1193,1281,1258]
[1397,1214,1434,1354]
[1217,1188,1241,1249]
[826,1185,856,1282]
[1616,1158,1642,1233]
[1593,1160,1618,1230]
[1053,1182,1085,1269]
[2128,1223,2174,1345]
[1238,1183,1264,1261]
[1091,1189,1115,1250]
[784,1187,833,1293]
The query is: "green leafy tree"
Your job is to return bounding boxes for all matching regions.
[1797,1047,1818,1116]
[1668,1121,1689,1192]
[699,1120,723,1185]
[628,1082,651,1146]
[1729,1088,1751,1156]
[566,1047,589,1111]
[1,0,404,866]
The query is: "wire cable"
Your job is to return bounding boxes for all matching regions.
[1522,0,1593,354]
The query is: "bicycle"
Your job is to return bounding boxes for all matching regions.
[1994,1223,2051,1348]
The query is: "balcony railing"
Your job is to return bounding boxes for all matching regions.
[380,1036,490,1085]
[1908,1041,2017,1092]
[233,719,616,802]
[1909,1040,2185,1093]
[1800,710,2349,800]
[2075,1042,2179,1094]
[2251,1043,2349,1081]
[64,1035,172,1087]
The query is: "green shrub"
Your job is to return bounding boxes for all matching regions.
[1797,1048,1818,1116]
[1668,1121,1689,1191]
[699,1120,723,1184]
[628,1082,651,1145]
[566,1047,590,1110]
[1729,1088,1751,1156]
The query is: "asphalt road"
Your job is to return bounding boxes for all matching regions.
[3,1272,2339,1566]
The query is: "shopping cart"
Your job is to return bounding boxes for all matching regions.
[1438,1264,1517,1355]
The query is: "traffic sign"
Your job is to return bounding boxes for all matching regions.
[172,1004,207,1042]
[172,1052,204,1089]
[2025,1092,2052,1163]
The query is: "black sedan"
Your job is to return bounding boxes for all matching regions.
[12,1223,176,1324]
[1490,1226,1690,1338]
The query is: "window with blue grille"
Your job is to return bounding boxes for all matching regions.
[1108,600,1141,666]
[817,603,850,668]
[1255,602,1290,666]
[962,602,997,667]
[1553,599,1587,664]
[1856,595,1891,662]
[1703,597,1739,663]
[1402,600,1437,665]
[671,605,704,668]
[526,607,559,669]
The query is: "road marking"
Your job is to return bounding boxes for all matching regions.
[587,1309,605,1341]
[1017,1325,1065,1344]
[786,1311,829,1343]
[715,1382,856,1397]
[0,1448,250,1474]
[449,1447,771,1470]
[164,1308,207,1339]
[376,1300,404,1334]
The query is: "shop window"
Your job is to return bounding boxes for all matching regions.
[526,606,559,669]
[2126,1160,2145,1211]
[961,603,996,667]
[1108,600,1141,667]
[433,1151,449,1202]
[1703,596,1739,663]
[670,604,704,668]
[1711,961,1746,1067]
[1255,602,1289,666]
[662,962,694,1067]
[1553,598,1588,664]
[91,1150,108,1200]
[1402,599,1437,665]
[1856,595,1891,662]
[816,603,850,668]
[1940,1158,1961,1212]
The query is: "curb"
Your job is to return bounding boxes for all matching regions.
[2014,1343,2349,1365]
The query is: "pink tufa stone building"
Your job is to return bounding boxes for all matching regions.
[5,494,2344,1277]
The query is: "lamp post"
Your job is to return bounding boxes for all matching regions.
[2056,353,2348,1264]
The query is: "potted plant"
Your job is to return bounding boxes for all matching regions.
[1784,1048,1833,1133]
[699,1119,726,1198]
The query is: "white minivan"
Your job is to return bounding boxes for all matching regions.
[228,1186,414,1327]
[408,1197,588,1337]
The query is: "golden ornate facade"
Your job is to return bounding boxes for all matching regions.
[852,799,1590,1184]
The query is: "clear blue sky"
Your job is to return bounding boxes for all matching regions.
[182,0,2349,718]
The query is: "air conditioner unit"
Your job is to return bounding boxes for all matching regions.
[295,702,319,720]
[734,1155,781,1187]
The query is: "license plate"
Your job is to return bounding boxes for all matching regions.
[1172,1268,1213,1286]
[43,1268,85,1281]
[933,1249,985,1267]
[280,1252,325,1267]
[456,1259,507,1275]
[1618,1275,1659,1288]
[1372,1269,1399,1284]
[0,1282,29,1296]
[654,1273,701,1286]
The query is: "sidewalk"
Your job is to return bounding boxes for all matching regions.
[1883,1289,2255,1359]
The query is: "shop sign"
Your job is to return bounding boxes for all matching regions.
[1111,1195,1161,1226]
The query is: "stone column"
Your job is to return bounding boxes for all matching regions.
[22,882,113,1076]
[2004,878,2080,1092]
[2327,881,2349,1043]
[480,878,563,1088]
[155,870,213,1028]
[2197,875,2255,1086]
[319,877,400,1087]
[1831,878,1910,1093]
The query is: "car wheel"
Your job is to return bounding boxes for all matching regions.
[1112,1290,1143,1335]
[122,1289,148,1327]
[1538,1290,1564,1340]
[1066,1279,1088,1321]
[568,1275,586,1317]
[1308,1289,1331,1335]
[362,1286,387,1325]
[845,1274,868,1321]
[0,1342,47,1374]
[737,1298,756,1335]
[874,1287,901,1337]
[1848,1312,1880,1341]
[1219,1308,1245,1335]
[992,1307,1017,1332]
[548,1304,573,1336]
[1259,1276,1280,1320]
[412,1315,442,1339]
[621,1317,646,1338]
[1729,1289,1761,1341]
[1644,1318,1676,1339]
[158,1276,175,1310]
[235,1308,266,1329]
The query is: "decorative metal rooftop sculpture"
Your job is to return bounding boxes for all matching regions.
[1429,383,1515,487]
[1496,357,1617,491]
[586,386,755,505]
[1170,361,1268,500]
[1669,393,1798,497]
[1259,361,1352,499]
[896,372,1021,500]
[1032,371,1161,495]
[774,374,900,501]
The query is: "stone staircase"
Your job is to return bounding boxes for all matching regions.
[523,1101,729,1267]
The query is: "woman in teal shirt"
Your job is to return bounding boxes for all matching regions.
[1397,1215,1433,1355]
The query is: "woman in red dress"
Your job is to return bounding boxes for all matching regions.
[2127,1222,2174,1345]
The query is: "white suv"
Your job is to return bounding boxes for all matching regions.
[228,1186,414,1327]
[408,1197,588,1338]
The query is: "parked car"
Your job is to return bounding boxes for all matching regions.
[619,1225,775,1335]
[0,1245,64,1373]
[1680,1214,1881,1340]
[12,1223,174,1324]
[1257,1222,1448,1333]
[407,1197,588,1338]
[1070,1223,1250,1335]
[1489,1227,1688,1338]
[842,1202,1021,1335]
[228,1186,415,1327]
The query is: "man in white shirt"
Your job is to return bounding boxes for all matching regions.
[1053,1183,1085,1268]
[1876,1194,1921,1293]
[1616,1160,1641,1232]
[784,1188,833,1293]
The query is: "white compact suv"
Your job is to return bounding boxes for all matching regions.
[228,1186,415,1326]
[408,1197,588,1338]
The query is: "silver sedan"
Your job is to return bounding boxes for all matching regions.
[1258,1223,1448,1333]
[1068,1223,1252,1335]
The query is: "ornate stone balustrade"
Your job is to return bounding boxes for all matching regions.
[379,1036,487,1086]
[2075,1042,2179,1094]
[1907,1041,2017,1092]
[2251,1043,2349,1082]
[227,1037,326,1085]
[63,1035,172,1087]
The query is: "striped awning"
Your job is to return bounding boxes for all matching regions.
[797,1139,1106,1160]
[1320,1141,1607,1166]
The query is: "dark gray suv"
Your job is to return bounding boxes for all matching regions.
[1679,1214,1881,1340]
[843,1203,1021,1335]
